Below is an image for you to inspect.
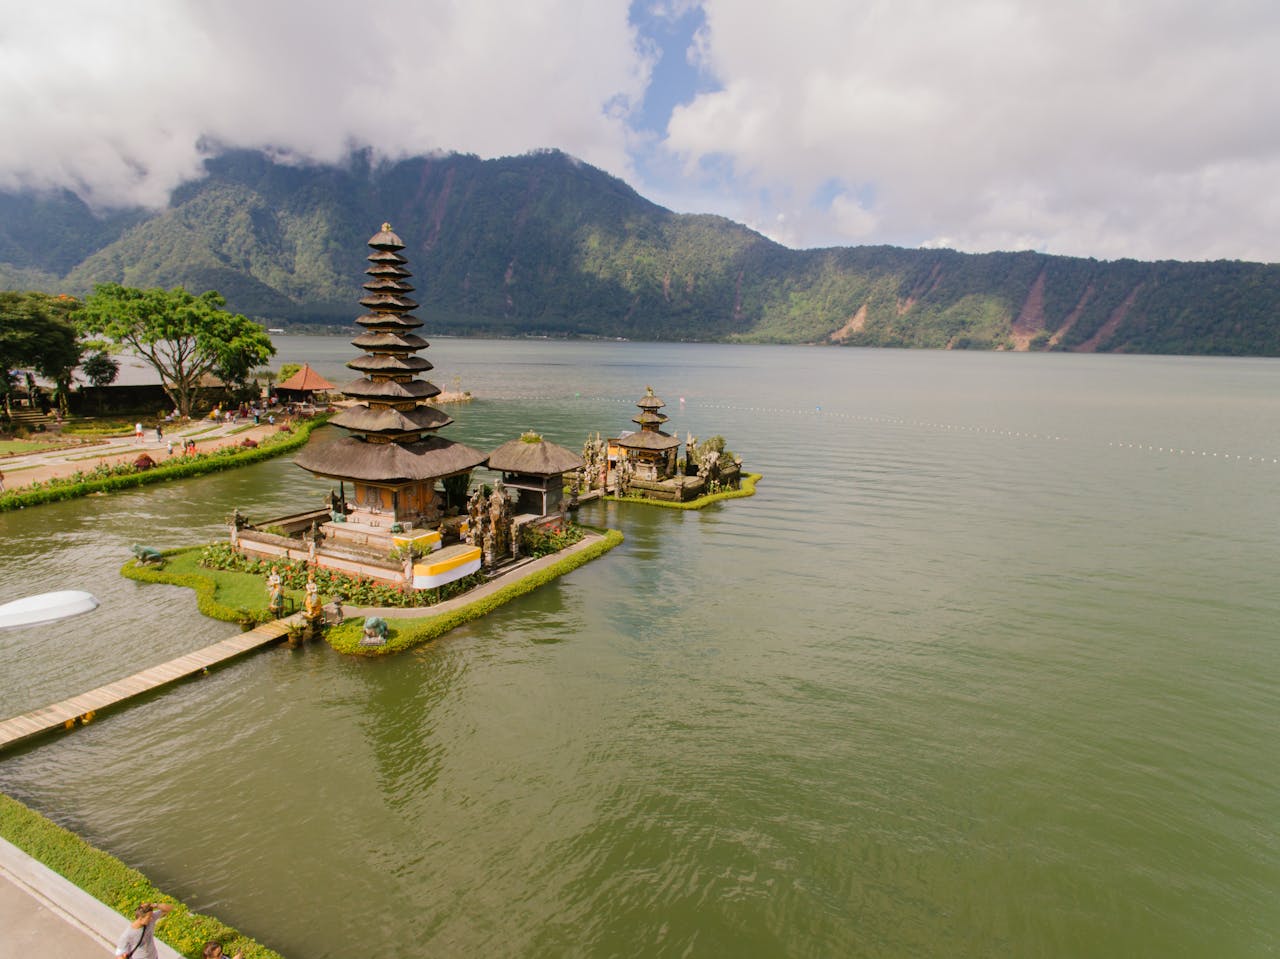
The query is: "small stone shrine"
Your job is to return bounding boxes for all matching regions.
[486,431,583,519]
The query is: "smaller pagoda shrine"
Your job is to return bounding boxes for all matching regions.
[615,386,681,483]
[604,386,745,503]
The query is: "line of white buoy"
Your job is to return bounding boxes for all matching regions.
[510,395,1278,464]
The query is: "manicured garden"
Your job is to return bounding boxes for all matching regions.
[0,414,330,512]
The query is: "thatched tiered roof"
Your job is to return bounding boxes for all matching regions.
[295,223,485,482]
[618,386,679,452]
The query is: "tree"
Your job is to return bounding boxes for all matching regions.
[80,350,120,413]
[0,291,82,416]
[76,284,275,417]
[81,351,120,388]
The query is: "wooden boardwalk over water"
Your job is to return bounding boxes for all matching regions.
[0,617,298,752]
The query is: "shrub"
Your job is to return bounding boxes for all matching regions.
[133,453,156,470]
[521,521,586,557]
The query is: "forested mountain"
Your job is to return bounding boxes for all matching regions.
[2,148,1279,354]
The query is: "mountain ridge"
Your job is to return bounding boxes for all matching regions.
[2,148,1279,355]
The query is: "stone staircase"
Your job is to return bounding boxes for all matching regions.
[4,407,58,433]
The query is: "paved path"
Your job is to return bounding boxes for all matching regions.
[1,417,282,492]
[0,836,182,958]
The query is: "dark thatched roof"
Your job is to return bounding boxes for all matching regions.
[347,354,433,374]
[363,278,415,294]
[636,387,666,410]
[338,377,440,401]
[295,434,486,483]
[359,293,419,311]
[355,313,422,330]
[350,331,430,351]
[368,225,404,249]
[618,430,680,451]
[487,436,584,475]
[330,405,453,433]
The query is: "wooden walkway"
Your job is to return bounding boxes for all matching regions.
[0,616,299,752]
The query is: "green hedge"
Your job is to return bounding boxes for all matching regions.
[609,472,761,510]
[0,792,285,959]
[326,528,625,656]
[0,415,330,513]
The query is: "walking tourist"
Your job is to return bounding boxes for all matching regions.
[0,469,5,492]
[155,424,163,443]
[134,422,144,442]
[114,900,173,959]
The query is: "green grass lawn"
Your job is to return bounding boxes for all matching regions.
[162,548,301,613]
[0,438,74,455]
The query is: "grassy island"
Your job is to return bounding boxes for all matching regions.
[122,527,624,655]
[608,472,761,510]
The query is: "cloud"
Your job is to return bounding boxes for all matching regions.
[4,0,1280,262]
[0,0,649,208]
[663,0,1280,261]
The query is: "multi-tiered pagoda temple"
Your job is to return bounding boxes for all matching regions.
[295,224,487,539]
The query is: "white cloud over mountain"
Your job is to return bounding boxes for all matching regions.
[2,0,1278,262]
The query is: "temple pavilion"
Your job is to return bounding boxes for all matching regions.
[487,432,583,518]
[274,363,334,405]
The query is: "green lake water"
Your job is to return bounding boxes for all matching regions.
[0,339,1277,957]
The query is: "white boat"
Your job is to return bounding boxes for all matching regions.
[0,590,100,629]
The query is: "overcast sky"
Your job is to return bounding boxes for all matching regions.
[3,0,1279,262]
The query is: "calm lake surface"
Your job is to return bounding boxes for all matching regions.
[1,338,1277,958]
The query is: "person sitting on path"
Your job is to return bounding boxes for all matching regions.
[115,900,173,959]
[203,941,245,959]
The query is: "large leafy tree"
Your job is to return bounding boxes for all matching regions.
[76,284,275,417]
[0,291,82,415]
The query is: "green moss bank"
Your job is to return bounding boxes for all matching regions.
[0,792,284,958]
[609,472,761,510]
[326,528,625,656]
[0,415,331,513]
[121,530,625,656]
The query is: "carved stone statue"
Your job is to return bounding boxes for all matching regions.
[360,616,389,646]
[488,480,511,558]
[303,573,323,624]
[131,544,163,565]
[466,486,487,545]
[266,568,284,618]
